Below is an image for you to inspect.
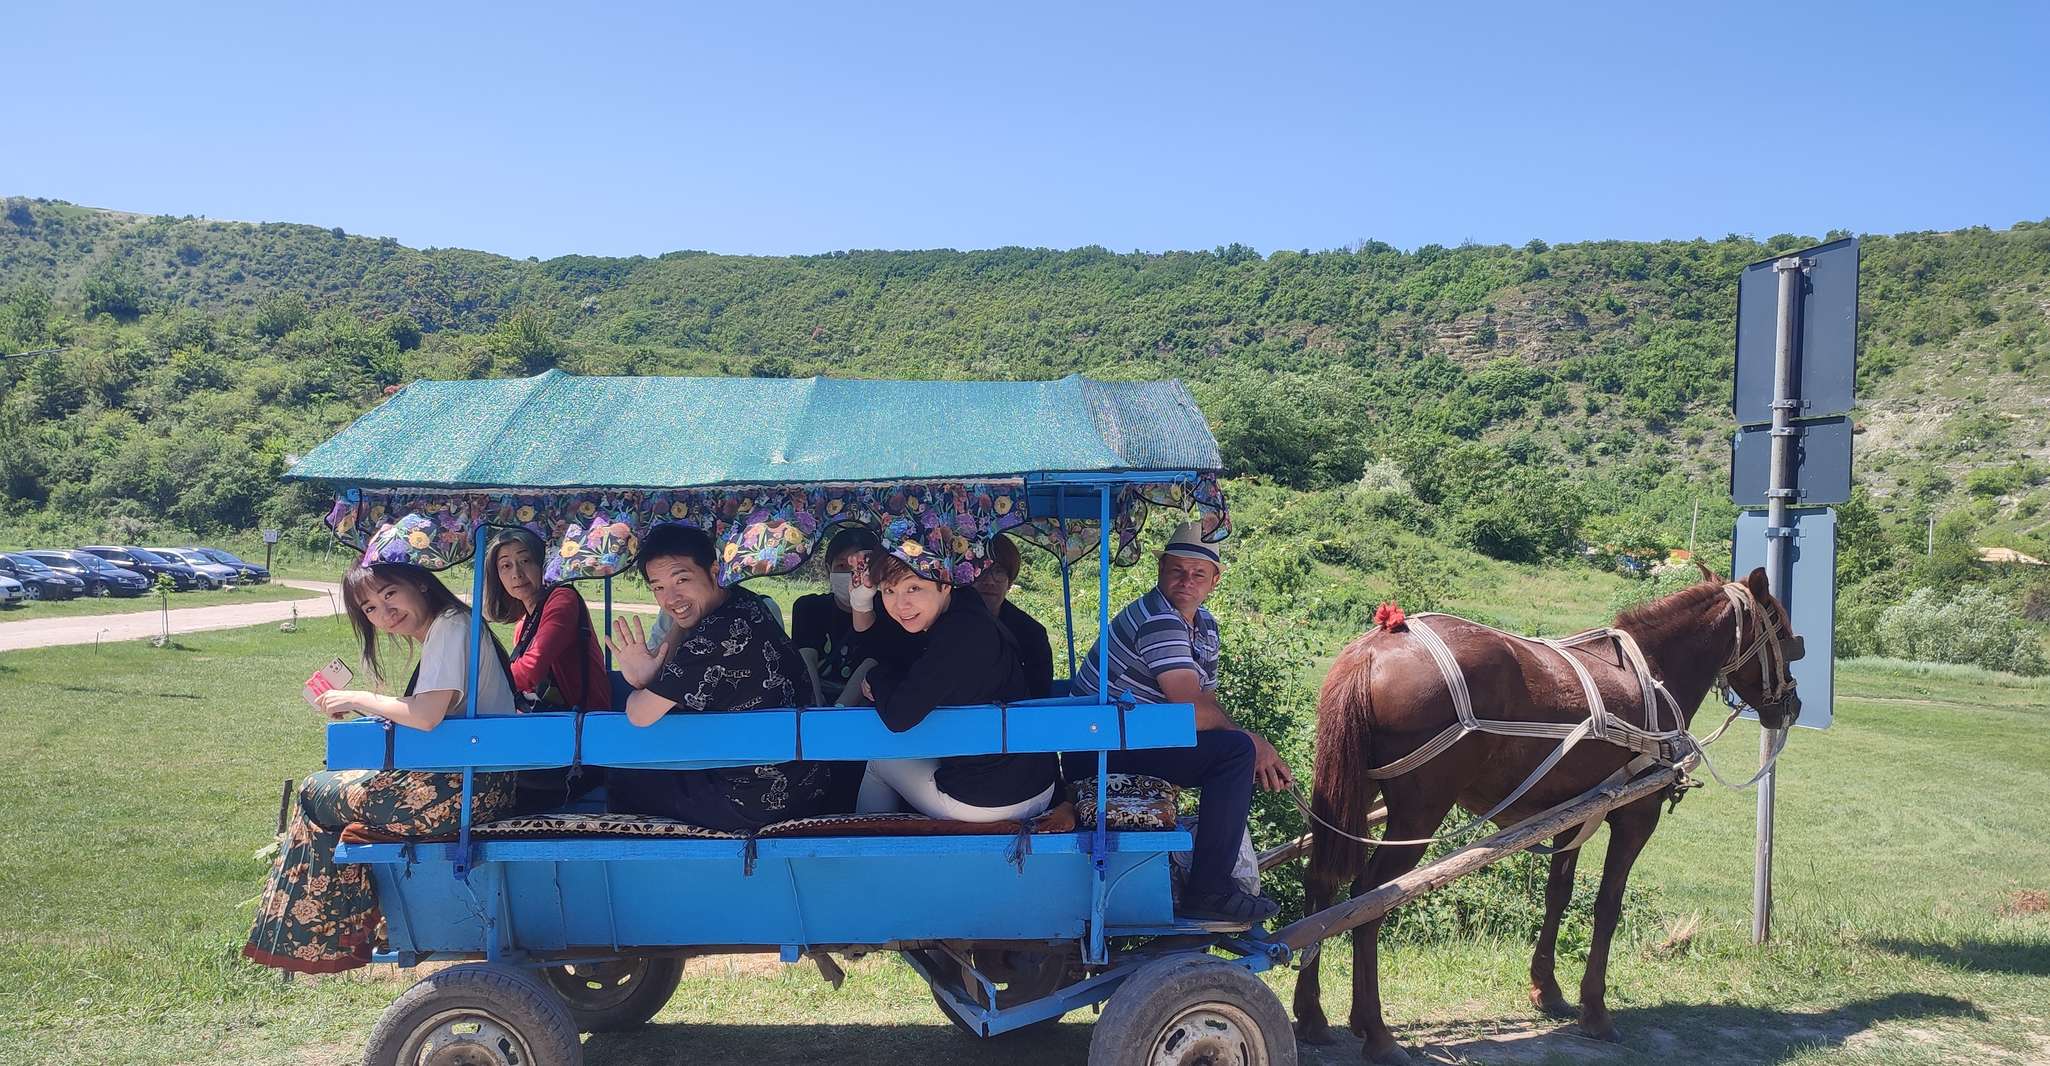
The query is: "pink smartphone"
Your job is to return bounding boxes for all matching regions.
[302,657,354,706]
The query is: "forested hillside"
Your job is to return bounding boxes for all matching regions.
[2,196,2047,667]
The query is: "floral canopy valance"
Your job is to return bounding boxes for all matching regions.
[328,473,1229,586]
[294,371,1232,584]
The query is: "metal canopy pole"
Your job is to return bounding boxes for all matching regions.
[456,524,488,882]
[1754,255,1806,945]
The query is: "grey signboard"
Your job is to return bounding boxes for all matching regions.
[1732,507,1836,730]
[1730,416,1854,507]
[1734,237,1859,426]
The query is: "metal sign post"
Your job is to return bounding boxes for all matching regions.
[1752,256,1804,946]
[262,527,280,574]
[1730,237,1858,946]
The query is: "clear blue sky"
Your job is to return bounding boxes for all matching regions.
[6,1,2045,260]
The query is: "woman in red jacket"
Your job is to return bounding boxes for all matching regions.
[485,528,611,711]
[485,528,611,811]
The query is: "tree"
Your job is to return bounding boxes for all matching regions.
[489,308,565,376]
[82,268,151,319]
[1,282,51,346]
[253,294,310,339]
[383,312,424,351]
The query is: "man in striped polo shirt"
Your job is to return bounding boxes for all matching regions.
[1072,522,1295,924]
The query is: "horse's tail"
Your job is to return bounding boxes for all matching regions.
[1306,633,1385,898]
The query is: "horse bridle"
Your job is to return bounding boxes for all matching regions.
[1715,581,1801,716]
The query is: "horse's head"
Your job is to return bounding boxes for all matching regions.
[1714,566,1803,730]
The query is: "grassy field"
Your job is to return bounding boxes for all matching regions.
[0,583,318,620]
[0,619,2045,1066]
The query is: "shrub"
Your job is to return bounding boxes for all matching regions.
[1212,613,1319,920]
[1381,835,1664,955]
[1872,586,2048,676]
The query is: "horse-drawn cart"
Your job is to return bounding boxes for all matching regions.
[286,372,1792,1066]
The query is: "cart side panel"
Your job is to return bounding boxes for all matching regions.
[350,833,1184,955]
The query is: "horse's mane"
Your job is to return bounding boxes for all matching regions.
[1611,579,1729,643]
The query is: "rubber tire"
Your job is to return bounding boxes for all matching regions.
[541,956,684,1033]
[1088,954,1296,1066]
[364,962,583,1066]
[92,583,110,597]
[910,948,1069,1038]
[24,584,40,601]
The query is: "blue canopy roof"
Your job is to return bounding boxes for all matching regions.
[287,371,1222,490]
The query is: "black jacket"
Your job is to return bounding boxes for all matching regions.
[867,593,1056,807]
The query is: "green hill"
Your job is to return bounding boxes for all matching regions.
[2,197,2047,612]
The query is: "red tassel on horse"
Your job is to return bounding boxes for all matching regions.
[1373,601,1407,631]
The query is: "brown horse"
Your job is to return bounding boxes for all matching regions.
[1293,566,1802,1064]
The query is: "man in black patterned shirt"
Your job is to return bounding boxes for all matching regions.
[607,524,832,831]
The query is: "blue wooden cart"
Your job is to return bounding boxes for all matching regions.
[289,373,1305,1066]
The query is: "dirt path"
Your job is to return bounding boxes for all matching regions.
[0,580,341,651]
[0,581,661,652]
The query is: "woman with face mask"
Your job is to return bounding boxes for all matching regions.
[853,549,1057,823]
[789,528,917,704]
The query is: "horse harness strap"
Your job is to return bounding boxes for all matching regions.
[1344,610,1714,849]
[1296,582,1784,852]
[1364,616,1683,783]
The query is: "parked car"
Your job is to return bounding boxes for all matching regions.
[149,547,241,586]
[0,574,23,606]
[78,546,211,590]
[0,553,84,600]
[22,550,151,597]
[195,547,270,583]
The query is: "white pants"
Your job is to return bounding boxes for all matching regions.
[856,759,1056,823]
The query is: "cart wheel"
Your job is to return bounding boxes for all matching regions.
[1088,954,1294,1066]
[541,956,685,1032]
[364,962,583,1066]
[910,948,1071,1038]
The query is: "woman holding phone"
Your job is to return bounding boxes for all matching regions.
[243,561,521,974]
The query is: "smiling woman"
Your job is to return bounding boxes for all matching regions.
[484,528,608,714]
[853,547,1058,824]
[241,561,522,974]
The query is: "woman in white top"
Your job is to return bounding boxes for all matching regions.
[244,561,519,974]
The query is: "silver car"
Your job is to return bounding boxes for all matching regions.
[150,548,241,587]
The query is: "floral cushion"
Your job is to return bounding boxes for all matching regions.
[1072,774,1179,830]
[470,812,742,839]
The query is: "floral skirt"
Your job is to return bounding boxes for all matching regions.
[242,769,516,974]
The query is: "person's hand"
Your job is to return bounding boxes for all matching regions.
[609,615,662,688]
[847,575,877,615]
[1246,731,1295,793]
[315,689,364,722]
[860,679,874,702]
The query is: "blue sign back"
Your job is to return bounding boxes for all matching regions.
[1732,507,1836,730]
[1730,417,1855,506]
[1734,238,1858,426]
